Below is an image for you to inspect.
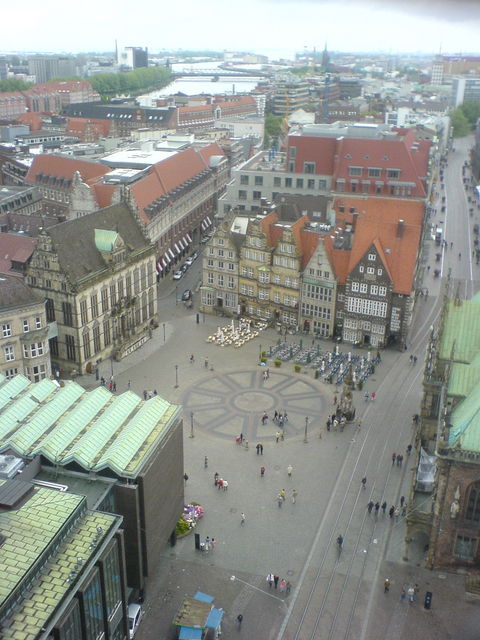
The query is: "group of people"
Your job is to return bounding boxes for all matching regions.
[266,573,291,594]
[391,452,405,467]
[142,389,158,400]
[367,500,407,519]
[213,472,228,491]
[100,376,116,392]
[326,414,347,432]
[201,536,216,552]
[277,488,298,505]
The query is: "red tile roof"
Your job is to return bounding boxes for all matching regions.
[0,234,37,273]
[288,135,338,175]
[328,197,424,293]
[25,154,109,186]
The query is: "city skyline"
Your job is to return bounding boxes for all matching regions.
[2,0,480,58]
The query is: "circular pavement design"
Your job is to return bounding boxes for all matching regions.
[181,368,328,442]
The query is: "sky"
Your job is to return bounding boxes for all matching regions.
[2,0,480,57]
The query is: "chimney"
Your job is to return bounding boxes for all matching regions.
[351,211,358,233]
[397,219,405,238]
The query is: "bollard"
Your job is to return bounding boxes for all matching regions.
[424,591,432,610]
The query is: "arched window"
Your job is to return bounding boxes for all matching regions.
[465,482,480,522]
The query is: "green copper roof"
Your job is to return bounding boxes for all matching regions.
[94,228,119,252]
[448,356,480,398]
[448,379,480,452]
[0,482,118,639]
[0,375,180,478]
[439,294,480,363]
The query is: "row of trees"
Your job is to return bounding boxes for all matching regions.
[451,101,480,138]
[89,66,171,96]
[0,77,33,92]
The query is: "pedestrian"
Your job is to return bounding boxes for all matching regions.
[276,431,280,443]
[237,613,243,628]
[127,380,131,390]
[263,370,268,381]
[280,489,286,501]
[153,389,157,396]
[375,501,380,516]
[204,357,209,369]
[407,586,415,603]
[273,575,279,589]
[407,444,412,455]
[274,410,278,422]
[244,439,249,450]
[108,382,113,392]
[284,411,288,423]
[410,354,413,364]
[396,454,401,467]
[398,454,403,467]
[204,456,208,468]
[239,432,244,443]
[218,478,223,490]
[266,573,274,588]
[333,394,338,405]
[413,356,417,365]
[113,381,117,392]
[279,578,287,592]
[361,476,367,490]
[260,466,265,477]
[367,500,374,514]
[266,368,270,379]
[402,504,407,517]
[183,473,189,483]
[389,505,395,519]
[391,452,396,465]
[394,507,400,522]
[256,444,261,455]
[400,496,405,507]
[326,418,331,432]
[240,512,245,525]
[381,501,387,515]
[286,581,291,594]
[190,354,194,364]
[364,392,369,402]
[205,536,210,552]
[277,494,283,508]
[223,480,228,491]
[143,390,147,400]
[214,472,219,486]
[260,444,263,455]
[211,538,216,550]
[371,392,376,401]
[384,578,390,593]
[401,588,406,602]
[292,489,298,503]
[287,464,293,477]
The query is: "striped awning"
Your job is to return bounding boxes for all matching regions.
[201,220,207,231]
[156,261,163,273]
[186,233,192,243]
[161,258,167,268]
[178,239,185,251]
[168,249,175,260]
[164,253,171,264]
[174,243,181,254]
[182,235,189,246]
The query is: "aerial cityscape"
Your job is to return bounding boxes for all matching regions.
[1,1,480,638]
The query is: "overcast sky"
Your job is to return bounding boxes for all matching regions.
[2,0,480,57]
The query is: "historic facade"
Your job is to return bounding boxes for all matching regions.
[0,274,51,382]
[25,203,157,375]
[407,294,480,578]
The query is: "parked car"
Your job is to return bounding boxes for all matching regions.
[185,256,194,266]
[191,251,198,261]
[182,289,192,301]
[173,270,183,280]
[128,603,144,639]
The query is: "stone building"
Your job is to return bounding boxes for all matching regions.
[25,202,157,375]
[0,274,51,382]
[407,293,480,575]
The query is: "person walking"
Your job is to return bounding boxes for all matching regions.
[190,354,195,364]
[286,581,291,595]
[273,575,279,589]
[280,489,286,501]
[401,587,406,603]
[407,586,415,603]
[389,505,395,519]
[279,578,287,592]
[394,507,400,522]
[398,454,403,467]
[400,496,405,507]
[218,478,223,490]
[260,466,265,477]
[240,512,246,525]
[236,613,243,628]
[384,578,390,593]
[259,443,263,455]
[292,489,298,503]
[266,573,274,588]
[223,480,228,491]
[277,494,283,508]
[214,472,219,486]
[276,431,280,443]
[367,500,374,514]
[381,501,387,515]
[204,357,209,369]
[204,536,210,552]
[287,464,293,477]
[391,452,396,465]
[361,476,367,490]
[375,501,380,516]
[183,473,189,483]
[407,444,413,456]
[256,443,261,455]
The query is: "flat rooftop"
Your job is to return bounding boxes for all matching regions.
[100,148,177,168]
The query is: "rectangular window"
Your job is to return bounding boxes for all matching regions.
[101,288,109,312]
[371,285,379,295]
[218,275,224,287]
[253,191,261,200]
[46,298,55,322]
[285,177,292,188]
[126,275,132,297]
[2,324,11,338]
[228,276,235,289]
[289,146,296,158]
[62,302,73,327]
[378,268,383,275]
[218,261,224,269]
[368,253,376,261]
[80,300,88,325]
[367,267,375,274]
[90,294,98,319]
[35,316,41,329]
[318,179,327,190]
[110,283,117,305]
[103,319,111,346]
[349,166,362,177]
[307,179,315,189]
[5,367,18,379]
[274,177,281,187]
[379,286,387,296]
[83,330,91,359]
[23,319,29,333]
[65,334,76,361]
[368,167,381,177]
[93,325,101,353]
[386,169,401,179]
[454,535,478,560]
[207,259,214,267]
[360,283,368,293]
[4,345,14,362]
[296,178,303,188]
[228,262,235,271]
[49,336,58,357]
[254,175,263,186]
[207,272,214,284]
[238,190,247,200]
[304,162,316,174]
[240,174,249,185]
[351,282,359,292]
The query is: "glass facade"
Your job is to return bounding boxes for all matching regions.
[83,568,105,640]
[59,599,83,640]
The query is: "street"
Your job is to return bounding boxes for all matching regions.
[80,136,479,640]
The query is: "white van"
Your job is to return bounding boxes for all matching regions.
[128,603,144,639]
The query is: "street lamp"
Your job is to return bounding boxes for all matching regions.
[163,323,166,343]
[259,343,262,359]
[174,364,179,388]
[304,416,309,443]
[190,412,195,438]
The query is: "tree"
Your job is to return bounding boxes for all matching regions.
[451,108,471,137]
[0,77,33,92]
[264,113,283,148]
[460,101,480,127]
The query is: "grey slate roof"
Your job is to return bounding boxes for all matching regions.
[0,273,42,311]
[46,203,152,284]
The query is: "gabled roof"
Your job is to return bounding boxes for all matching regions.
[329,197,423,293]
[0,234,36,274]
[0,273,42,310]
[45,202,151,284]
[25,154,109,186]
[0,374,181,478]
